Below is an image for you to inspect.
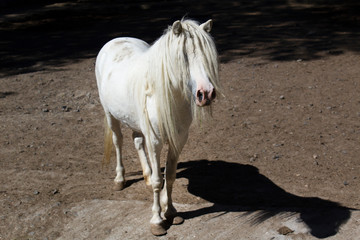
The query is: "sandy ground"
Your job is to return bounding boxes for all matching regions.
[1,1,360,239]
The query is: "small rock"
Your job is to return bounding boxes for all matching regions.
[42,108,49,112]
[273,155,281,160]
[278,226,294,235]
[273,143,284,147]
[61,106,71,112]
[250,154,258,162]
[279,95,285,100]
[344,181,349,186]
[313,154,319,159]
[52,189,59,195]
[34,190,40,195]
[64,210,78,217]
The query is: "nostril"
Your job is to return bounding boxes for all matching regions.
[197,90,204,102]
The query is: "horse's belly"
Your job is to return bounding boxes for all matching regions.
[116,112,141,132]
[102,80,142,132]
[112,105,141,131]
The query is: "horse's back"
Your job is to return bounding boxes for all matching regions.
[99,37,149,59]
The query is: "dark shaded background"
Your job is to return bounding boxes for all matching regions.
[0,0,359,76]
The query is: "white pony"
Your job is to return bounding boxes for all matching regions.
[95,19,219,236]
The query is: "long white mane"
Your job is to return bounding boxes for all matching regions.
[138,19,219,154]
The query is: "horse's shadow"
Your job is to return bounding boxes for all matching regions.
[175,159,353,239]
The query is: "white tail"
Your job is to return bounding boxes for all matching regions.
[102,116,113,165]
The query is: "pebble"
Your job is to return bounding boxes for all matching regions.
[61,106,72,112]
[278,226,294,235]
[273,143,284,147]
[279,95,285,100]
[34,190,40,195]
[64,210,78,217]
[250,154,258,162]
[273,155,281,160]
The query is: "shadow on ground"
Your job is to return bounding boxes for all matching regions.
[177,160,353,239]
[1,0,360,76]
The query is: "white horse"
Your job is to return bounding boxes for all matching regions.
[95,19,219,236]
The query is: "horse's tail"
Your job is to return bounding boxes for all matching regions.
[102,116,113,165]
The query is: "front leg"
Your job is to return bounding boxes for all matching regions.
[146,139,167,236]
[161,130,189,226]
[161,148,184,225]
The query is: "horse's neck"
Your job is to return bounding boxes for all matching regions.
[145,41,193,126]
[146,39,188,101]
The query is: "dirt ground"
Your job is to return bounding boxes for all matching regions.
[1,1,360,240]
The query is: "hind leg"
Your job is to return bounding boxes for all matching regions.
[132,132,152,186]
[106,113,125,191]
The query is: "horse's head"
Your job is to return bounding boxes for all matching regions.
[171,19,219,107]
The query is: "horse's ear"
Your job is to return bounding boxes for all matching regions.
[200,19,213,33]
[172,20,182,35]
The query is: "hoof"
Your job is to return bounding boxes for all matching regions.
[113,181,125,191]
[166,215,184,225]
[150,223,167,236]
[172,216,184,225]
